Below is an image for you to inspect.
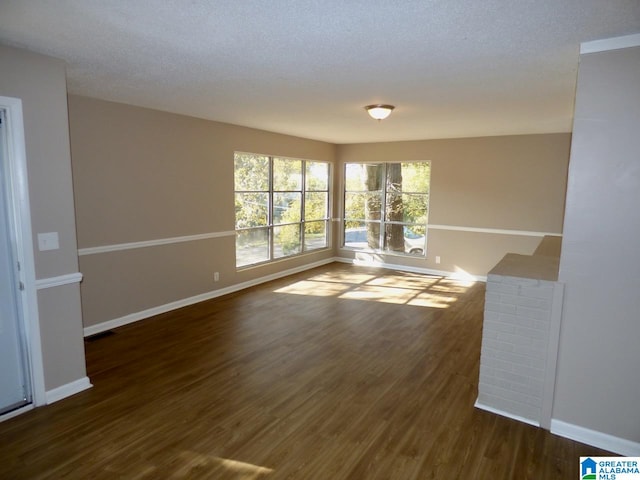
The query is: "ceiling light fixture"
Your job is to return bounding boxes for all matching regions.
[365,104,395,120]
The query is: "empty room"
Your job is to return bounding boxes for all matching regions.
[0,2,639,479]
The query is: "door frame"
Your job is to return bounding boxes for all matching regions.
[0,95,45,410]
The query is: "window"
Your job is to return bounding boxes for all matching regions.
[343,162,430,256]
[234,152,330,268]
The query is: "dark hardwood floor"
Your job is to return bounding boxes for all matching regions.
[0,263,610,479]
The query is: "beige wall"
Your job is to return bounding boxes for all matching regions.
[336,134,571,275]
[0,45,86,390]
[555,45,640,446]
[68,95,337,328]
[70,96,570,327]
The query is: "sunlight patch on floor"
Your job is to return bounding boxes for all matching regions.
[275,280,352,296]
[407,292,459,308]
[449,266,478,286]
[365,274,440,289]
[339,285,419,304]
[273,267,475,309]
[429,283,469,294]
[172,451,273,479]
[306,271,377,284]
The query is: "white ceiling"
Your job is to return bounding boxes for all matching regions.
[0,1,639,144]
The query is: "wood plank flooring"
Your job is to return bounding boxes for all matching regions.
[0,263,610,479]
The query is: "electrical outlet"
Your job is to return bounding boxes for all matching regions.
[435,256,441,264]
[214,272,220,282]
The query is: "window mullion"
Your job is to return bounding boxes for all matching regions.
[268,156,274,260]
[380,163,388,250]
[301,161,306,251]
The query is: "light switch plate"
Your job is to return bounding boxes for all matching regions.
[38,232,59,251]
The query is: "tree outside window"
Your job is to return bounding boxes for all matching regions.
[343,162,430,256]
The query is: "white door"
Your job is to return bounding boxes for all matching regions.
[0,109,31,414]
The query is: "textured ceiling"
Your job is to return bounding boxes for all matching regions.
[0,1,639,143]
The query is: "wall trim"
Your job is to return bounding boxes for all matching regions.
[551,419,640,456]
[78,225,559,257]
[45,376,92,404]
[474,400,540,428]
[581,33,640,54]
[334,256,488,282]
[35,272,83,290]
[78,230,236,256]
[428,224,560,238]
[83,257,336,337]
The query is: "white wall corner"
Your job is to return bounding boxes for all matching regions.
[45,376,92,404]
[551,419,640,456]
[540,281,564,430]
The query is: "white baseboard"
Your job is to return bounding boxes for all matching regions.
[45,376,93,404]
[83,256,484,338]
[83,256,485,337]
[474,400,540,428]
[551,419,640,456]
[83,257,337,337]
[335,256,488,282]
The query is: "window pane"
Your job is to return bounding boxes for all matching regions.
[305,192,328,221]
[235,193,268,228]
[306,162,328,191]
[274,224,301,258]
[234,153,269,191]
[345,192,382,220]
[344,222,380,250]
[403,193,429,223]
[305,221,327,250]
[384,193,428,224]
[236,228,269,267]
[273,192,301,224]
[345,163,383,191]
[383,224,426,256]
[399,162,430,193]
[274,158,302,191]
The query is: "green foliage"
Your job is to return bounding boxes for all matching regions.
[274,157,302,191]
[400,162,430,193]
[276,224,301,256]
[235,192,268,229]
[234,153,268,191]
[306,162,329,190]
